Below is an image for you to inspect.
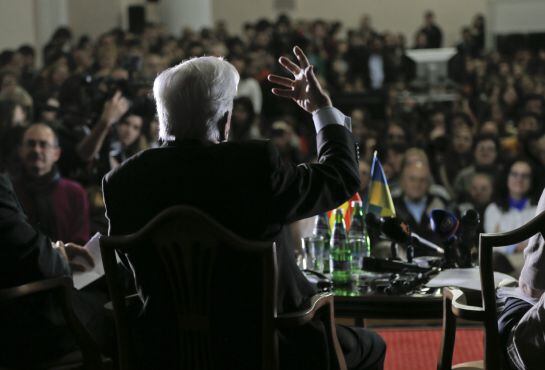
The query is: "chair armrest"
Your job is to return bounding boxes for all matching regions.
[0,276,72,302]
[445,287,485,321]
[275,292,334,328]
[104,293,140,311]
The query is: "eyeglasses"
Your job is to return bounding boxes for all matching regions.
[509,171,531,180]
[22,140,57,150]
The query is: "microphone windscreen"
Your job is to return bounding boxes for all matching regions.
[430,209,459,239]
[381,217,411,244]
[365,213,382,231]
[461,209,480,227]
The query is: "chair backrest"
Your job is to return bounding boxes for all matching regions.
[100,205,278,370]
[478,210,545,370]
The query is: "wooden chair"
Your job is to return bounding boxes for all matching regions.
[0,277,106,370]
[100,205,347,370]
[437,210,545,370]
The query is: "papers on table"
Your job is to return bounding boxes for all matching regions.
[72,232,119,290]
[425,267,516,291]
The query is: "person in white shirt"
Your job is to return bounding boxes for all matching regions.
[496,187,545,370]
[484,158,539,274]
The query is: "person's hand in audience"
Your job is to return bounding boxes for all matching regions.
[100,91,130,126]
[53,241,95,272]
[268,46,332,113]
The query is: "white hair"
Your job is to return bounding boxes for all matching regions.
[153,56,239,142]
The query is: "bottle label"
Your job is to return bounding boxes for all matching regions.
[333,260,350,271]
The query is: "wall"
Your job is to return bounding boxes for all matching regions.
[0,0,36,51]
[213,0,488,47]
[67,0,122,40]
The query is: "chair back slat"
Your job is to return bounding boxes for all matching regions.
[101,205,278,370]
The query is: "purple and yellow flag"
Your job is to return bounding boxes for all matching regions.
[366,151,396,218]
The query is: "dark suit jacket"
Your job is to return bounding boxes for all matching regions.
[393,193,449,255]
[102,124,359,369]
[0,173,76,366]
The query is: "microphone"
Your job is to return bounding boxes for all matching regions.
[381,217,444,258]
[365,213,382,233]
[458,209,480,267]
[430,209,459,241]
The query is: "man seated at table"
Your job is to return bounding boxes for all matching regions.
[0,170,108,367]
[497,187,545,369]
[102,47,386,369]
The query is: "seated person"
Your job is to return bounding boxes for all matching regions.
[393,159,450,254]
[0,171,107,368]
[484,158,539,275]
[497,188,545,369]
[102,47,386,370]
[12,123,90,244]
[453,134,501,201]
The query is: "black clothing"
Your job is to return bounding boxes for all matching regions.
[0,173,111,367]
[497,296,534,369]
[0,173,75,366]
[103,124,384,369]
[420,24,443,48]
[393,194,449,254]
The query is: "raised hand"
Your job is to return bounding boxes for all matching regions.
[268,46,332,113]
[100,91,130,126]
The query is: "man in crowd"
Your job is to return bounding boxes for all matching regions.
[393,159,449,250]
[418,10,443,48]
[12,123,90,244]
[103,47,386,369]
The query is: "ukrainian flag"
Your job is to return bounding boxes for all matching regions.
[366,151,396,217]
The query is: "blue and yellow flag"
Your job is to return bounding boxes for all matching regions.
[366,151,396,217]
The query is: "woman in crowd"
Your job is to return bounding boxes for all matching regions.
[484,158,540,274]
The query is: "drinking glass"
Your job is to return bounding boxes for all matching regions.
[301,236,325,272]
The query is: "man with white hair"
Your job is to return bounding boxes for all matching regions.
[103,46,385,370]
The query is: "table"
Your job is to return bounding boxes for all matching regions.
[333,279,444,325]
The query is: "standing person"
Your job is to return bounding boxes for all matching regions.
[484,158,539,274]
[103,47,385,370]
[417,10,443,48]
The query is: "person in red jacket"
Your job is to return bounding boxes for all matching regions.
[13,123,90,244]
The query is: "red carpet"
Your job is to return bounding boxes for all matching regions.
[376,327,483,370]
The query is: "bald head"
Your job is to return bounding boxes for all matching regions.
[400,161,431,201]
[20,123,60,177]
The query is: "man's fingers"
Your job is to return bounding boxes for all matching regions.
[268,74,294,88]
[294,46,310,69]
[69,262,87,273]
[112,90,122,102]
[305,66,320,90]
[279,56,301,76]
[271,88,297,99]
[65,244,95,267]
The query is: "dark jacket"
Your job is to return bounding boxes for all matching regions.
[0,173,76,366]
[393,193,449,255]
[102,124,360,369]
